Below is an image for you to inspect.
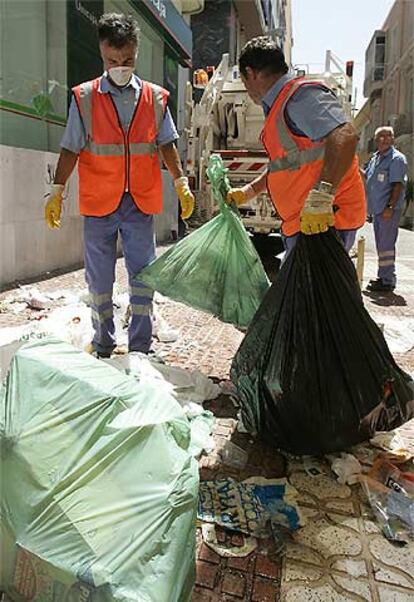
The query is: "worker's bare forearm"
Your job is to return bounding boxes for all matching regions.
[159,142,183,180]
[54,148,79,185]
[319,123,358,189]
[250,171,268,195]
[388,182,403,208]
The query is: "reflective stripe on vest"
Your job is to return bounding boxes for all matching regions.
[73,77,168,216]
[262,77,366,236]
[77,80,165,153]
[267,80,325,173]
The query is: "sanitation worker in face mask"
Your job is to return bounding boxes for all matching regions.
[227,37,366,255]
[44,13,194,358]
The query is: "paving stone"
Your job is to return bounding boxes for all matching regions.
[369,536,414,585]
[255,554,280,579]
[284,561,323,583]
[377,584,414,601]
[196,561,219,589]
[221,572,246,598]
[198,543,221,565]
[192,586,216,601]
[283,583,365,601]
[252,577,279,601]
[291,507,363,558]
[331,558,368,578]
[331,574,371,600]
[227,555,255,572]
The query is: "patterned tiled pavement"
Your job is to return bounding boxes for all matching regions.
[1,224,413,601]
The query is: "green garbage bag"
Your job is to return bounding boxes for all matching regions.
[0,337,199,602]
[139,154,270,329]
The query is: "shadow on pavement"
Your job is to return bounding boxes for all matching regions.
[363,289,407,307]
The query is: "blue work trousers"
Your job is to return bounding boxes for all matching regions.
[84,195,156,355]
[373,209,402,287]
[282,228,357,256]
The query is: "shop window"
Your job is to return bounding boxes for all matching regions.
[164,52,178,122]
[0,0,68,152]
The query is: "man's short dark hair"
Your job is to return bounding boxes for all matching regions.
[97,13,140,48]
[239,37,288,77]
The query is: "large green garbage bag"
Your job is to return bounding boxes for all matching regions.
[0,337,199,602]
[139,154,270,329]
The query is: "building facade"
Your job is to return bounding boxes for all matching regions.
[0,0,193,287]
[361,0,413,177]
[190,0,292,81]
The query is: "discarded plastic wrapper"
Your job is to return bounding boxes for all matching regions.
[219,440,248,469]
[139,154,270,329]
[329,453,362,485]
[198,477,303,537]
[359,475,414,544]
[369,458,414,498]
[370,430,413,462]
[0,337,199,601]
[231,230,414,455]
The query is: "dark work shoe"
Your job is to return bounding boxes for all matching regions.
[368,278,382,285]
[366,280,395,292]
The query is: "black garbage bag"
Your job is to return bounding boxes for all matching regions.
[230,229,414,455]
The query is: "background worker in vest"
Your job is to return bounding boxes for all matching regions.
[44,13,194,358]
[364,126,407,293]
[227,37,365,254]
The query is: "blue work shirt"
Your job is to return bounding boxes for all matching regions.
[365,147,407,215]
[60,73,179,153]
[261,73,350,141]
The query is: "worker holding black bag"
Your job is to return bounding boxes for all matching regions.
[229,37,413,455]
[227,36,366,253]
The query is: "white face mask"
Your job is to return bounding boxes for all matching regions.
[108,66,134,87]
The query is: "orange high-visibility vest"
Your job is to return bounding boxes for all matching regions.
[261,77,366,236]
[72,77,169,217]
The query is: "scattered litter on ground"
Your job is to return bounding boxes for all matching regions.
[198,477,303,537]
[302,456,326,478]
[374,315,414,355]
[359,475,414,544]
[328,452,362,485]
[201,523,257,557]
[370,430,413,462]
[153,312,179,343]
[369,458,414,497]
[219,440,248,469]
[22,287,50,310]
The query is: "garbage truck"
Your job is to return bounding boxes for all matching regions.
[186,51,354,235]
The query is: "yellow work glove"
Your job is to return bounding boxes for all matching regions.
[174,176,195,220]
[45,184,64,229]
[300,188,335,235]
[226,184,256,206]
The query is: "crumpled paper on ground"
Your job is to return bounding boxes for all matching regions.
[328,453,362,485]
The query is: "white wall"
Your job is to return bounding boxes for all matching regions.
[0,145,178,289]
